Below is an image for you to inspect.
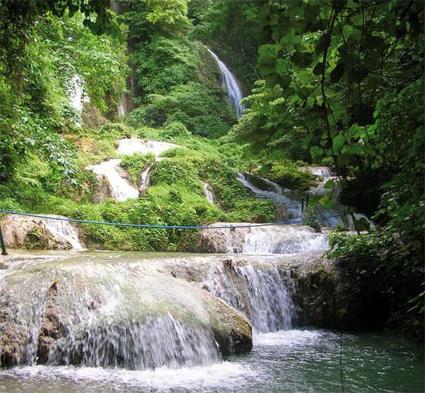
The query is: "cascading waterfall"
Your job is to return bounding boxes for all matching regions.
[68,75,90,125]
[237,173,303,221]
[49,315,219,369]
[0,259,253,369]
[242,225,328,254]
[1,214,84,250]
[41,218,85,251]
[202,261,294,333]
[139,163,154,193]
[88,138,181,202]
[117,138,179,157]
[201,223,328,255]
[89,159,139,202]
[207,48,244,119]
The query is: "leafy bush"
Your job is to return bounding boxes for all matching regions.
[256,160,316,191]
[121,153,155,185]
[160,121,191,140]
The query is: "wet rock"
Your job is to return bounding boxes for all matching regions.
[92,174,113,203]
[1,215,84,250]
[0,257,252,369]
[37,282,63,364]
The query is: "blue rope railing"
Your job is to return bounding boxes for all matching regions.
[0,209,342,230]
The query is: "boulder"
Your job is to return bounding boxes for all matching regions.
[1,215,84,250]
[0,256,252,368]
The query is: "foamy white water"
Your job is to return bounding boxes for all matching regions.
[253,329,322,346]
[117,138,180,157]
[2,362,255,391]
[42,218,85,250]
[89,159,139,201]
[237,173,302,220]
[207,48,244,119]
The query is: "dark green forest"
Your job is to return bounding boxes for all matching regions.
[0,0,423,339]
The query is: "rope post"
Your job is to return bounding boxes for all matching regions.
[0,223,7,256]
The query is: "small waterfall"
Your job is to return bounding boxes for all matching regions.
[117,103,126,118]
[237,173,302,220]
[69,75,84,114]
[89,139,181,202]
[42,218,84,251]
[68,75,89,124]
[307,166,338,197]
[89,159,139,202]
[203,182,215,204]
[242,226,328,254]
[207,48,244,119]
[139,163,154,194]
[49,315,219,369]
[203,261,294,333]
[1,214,84,250]
[0,259,253,369]
[199,223,328,255]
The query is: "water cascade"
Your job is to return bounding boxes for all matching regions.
[68,75,89,125]
[139,163,154,194]
[117,138,179,157]
[89,159,139,202]
[207,48,244,119]
[237,173,303,221]
[0,258,251,368]
[202,262,294,332]
[1,214,84,250]
[89,138,181,202]
[203,182,216,204]
[198,223,328,255]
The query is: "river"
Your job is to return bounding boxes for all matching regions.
[0,329,422,392]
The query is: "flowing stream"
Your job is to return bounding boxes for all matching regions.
[207,48,244,119]
[0,251,423,392]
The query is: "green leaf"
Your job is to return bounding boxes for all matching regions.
[324,179,335,189]
[332,134,345,152]
[310,145,323,160]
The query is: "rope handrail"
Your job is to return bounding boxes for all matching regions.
[0,209,344,230]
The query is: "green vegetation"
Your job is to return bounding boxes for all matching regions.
[0,0,423,338]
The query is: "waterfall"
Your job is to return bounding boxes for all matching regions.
[1,214,84,250]
[203,182,215,204]
[49,315,219,369]
[242,225,328,254]
[207,48,244,119]
[69,75,84,114]
[202,261,294,333]
[237,173,303,220]
[89,159,139,202]
[0,259,251,369]
[139,163,154,194]
[199,223,328,255]
[42,218,85,251]
[68,75,90,125]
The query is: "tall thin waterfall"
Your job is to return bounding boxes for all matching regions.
[207,48,244,119]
